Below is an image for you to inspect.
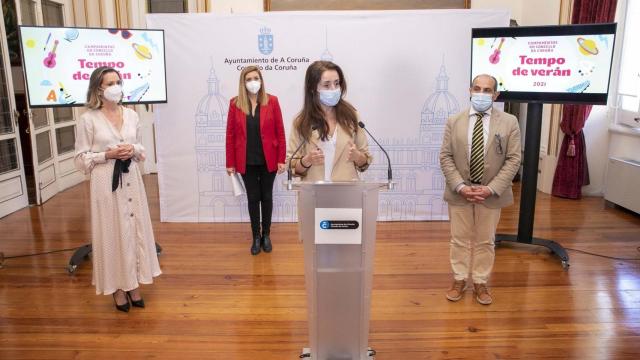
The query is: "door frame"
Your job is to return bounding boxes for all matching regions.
[15,0,82,204]
[0,1,29,218]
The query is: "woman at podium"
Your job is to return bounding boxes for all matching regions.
[287,61,372,181]
[226,66,287,255]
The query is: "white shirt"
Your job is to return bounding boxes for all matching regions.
[467,107,492,160]
[74,107,145,174]
[455,107,495,194]
[319,132,337,181]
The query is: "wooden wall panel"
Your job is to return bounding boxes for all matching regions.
[266,0,470,11]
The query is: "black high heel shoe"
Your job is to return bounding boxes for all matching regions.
[113,292,130,313]
[127,291,145,308]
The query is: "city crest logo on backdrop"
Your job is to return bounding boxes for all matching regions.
[258,27,273,55]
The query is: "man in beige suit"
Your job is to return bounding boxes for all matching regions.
[439,74,521,305]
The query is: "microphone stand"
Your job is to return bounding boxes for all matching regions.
[358,121,394,189]
[287,126,316,190]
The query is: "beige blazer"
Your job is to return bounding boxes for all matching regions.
[286,122,372,182]
[439,107,522,209]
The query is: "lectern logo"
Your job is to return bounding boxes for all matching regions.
[258,27,273,55]
[319,220,359,230]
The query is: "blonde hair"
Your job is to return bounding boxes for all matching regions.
[85,66,122,110]
[234,65,269,115]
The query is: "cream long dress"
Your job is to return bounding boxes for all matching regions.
[74,107,161,295]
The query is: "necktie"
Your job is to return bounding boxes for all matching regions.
[469,112,485,184]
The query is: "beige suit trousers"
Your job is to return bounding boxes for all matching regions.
[449,203,501,284]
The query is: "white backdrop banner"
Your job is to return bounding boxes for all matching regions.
[147,10,509,222]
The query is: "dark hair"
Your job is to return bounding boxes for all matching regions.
[293,61,358,141]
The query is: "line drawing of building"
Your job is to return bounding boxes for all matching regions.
[193,55,458,222]
[194,62,246,222]
[194,61,295,222]
[362,57,459,221]
[320,26,333,62]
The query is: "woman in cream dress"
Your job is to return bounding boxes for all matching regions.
[74,67,161,312]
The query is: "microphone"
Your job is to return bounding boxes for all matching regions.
[358,121,393,188]
[287,125,317,190]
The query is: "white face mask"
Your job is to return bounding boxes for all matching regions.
[102,84,123,103]
[470,92,493,112]
[318,88,341,107]
[245,80,261,95]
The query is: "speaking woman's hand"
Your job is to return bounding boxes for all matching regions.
[347,140,366,166]
[226,167,235,175]
[307,148,324,166]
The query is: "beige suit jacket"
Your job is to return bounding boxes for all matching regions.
[439,107,522,209]
[286,122,372,182]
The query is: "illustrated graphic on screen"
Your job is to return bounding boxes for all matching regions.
[498,76,508,91]
[19,26,167,108]
[43,40,59,68]
[577,37,598,55]
[471,23,616,104]
[108,28,132,39]
[489,37,505,64]
[578,61,595,76]
[567,80,590,93]
[142,32,160,52]
[127,78,150,101]
[132,43,152,60]
[64,29,79,42]
[42,32,51,50]
[58,82,76,104]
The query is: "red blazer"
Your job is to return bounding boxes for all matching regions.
[225,94,286,174]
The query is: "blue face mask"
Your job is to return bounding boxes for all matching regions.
[470,92,493,112]
[318,88,341,107]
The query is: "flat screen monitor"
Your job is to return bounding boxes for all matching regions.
[19,25,167,108]
[471,23,616,104]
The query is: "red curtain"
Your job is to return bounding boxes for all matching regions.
[551,0,617,199]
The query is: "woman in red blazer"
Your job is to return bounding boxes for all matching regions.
[226,65,286,255]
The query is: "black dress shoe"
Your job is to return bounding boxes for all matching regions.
[251,235,261,255]
[113,293,130,313]
[262,234,272,253]
[127,291,145,308]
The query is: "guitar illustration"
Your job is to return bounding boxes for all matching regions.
[489,37,505,64]
[43,40,59,68]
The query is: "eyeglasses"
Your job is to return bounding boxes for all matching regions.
[108,29,133,40]
[495,134,503,155]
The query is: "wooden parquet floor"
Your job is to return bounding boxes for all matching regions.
[1,175,639,359]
